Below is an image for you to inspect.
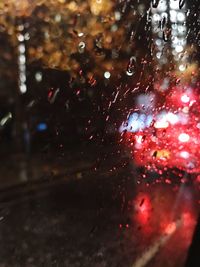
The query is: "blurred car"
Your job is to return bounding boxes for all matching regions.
[120,87,200,174]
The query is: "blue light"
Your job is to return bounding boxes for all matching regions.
[119,113,154,133]
[37,122,47,131]
[146,115,153,127]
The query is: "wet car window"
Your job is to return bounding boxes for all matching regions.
[0,0,199,266]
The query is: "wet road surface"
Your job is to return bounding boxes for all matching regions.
[0,146,199,267]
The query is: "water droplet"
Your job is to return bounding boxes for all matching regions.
[126,56,136,76]
[162,31,169,42]
[35,72,42,82]
[55,14,61,22]
[161,16,167,30]
[104,71,111,79]
[48,88,60,104]
[179,0,186,9]
[78,41,85,53]
[152,0,160,8]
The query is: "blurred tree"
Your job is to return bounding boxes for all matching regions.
[0,0,152,148]
[0,0,152,81]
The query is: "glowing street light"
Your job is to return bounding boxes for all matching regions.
[178,133,190,142]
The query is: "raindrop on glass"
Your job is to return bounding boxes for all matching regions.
[179,0,186,9]
[152,0,160,8]
[126,56,136,76]
[78,41,85,53]
[162,31,169,42]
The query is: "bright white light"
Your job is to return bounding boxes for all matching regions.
[180,151,190,159]
[170,0,179,10]
[78,32,84,37]
[181,94,190,103]
[177,12,185,22]
[157,1,167,12]
[104,71,111,79]
[18,34,24,42]
[152,13,161,23]
[156,52,162,59]
[161,12,168,19]
[18,25,24,31]
[20,73,26,83]
[136,135,143,144]
[115,11,121,21]
[180,38,187,46]
[166,112,179,124]
[126,69,134,76]
[18,29,27,94]
[78,41,85,53]
[172,24,178,30]
[127,114,141,132]
[178,133,190,142]
[175,45,184,53]
[19,55,26,64]
[119,112,153,133]
[0,112,12,127]
[179,64,186,72]
[19,64,26,72]
[155,39,162,46]
[24,33,30,40]
[18,44,25,53]
[35,72,43,82]
[172,36,179,45]
[55,14,61,22]
[170,10,177,22]
[171,29,178,36]
[154,120,169,129]
[152,0,187,72]
[19,84,27,93]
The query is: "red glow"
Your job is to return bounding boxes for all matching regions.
[165,222,177,235]
[122,86,200,173]
[166,87,197,109]
[48,90,53,99]
[134,193,152,225]
[182,212,195,228]
[119,224,123,229]
[181,94,190,103]
[165,179,172,184]
[124,107,200,173]
[196,175,200,183]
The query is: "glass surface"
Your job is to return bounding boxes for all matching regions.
[0,1,199,266]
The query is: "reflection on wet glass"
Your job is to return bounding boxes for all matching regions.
[0,0,199,266]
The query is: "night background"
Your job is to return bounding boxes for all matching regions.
[0,0,199,266]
